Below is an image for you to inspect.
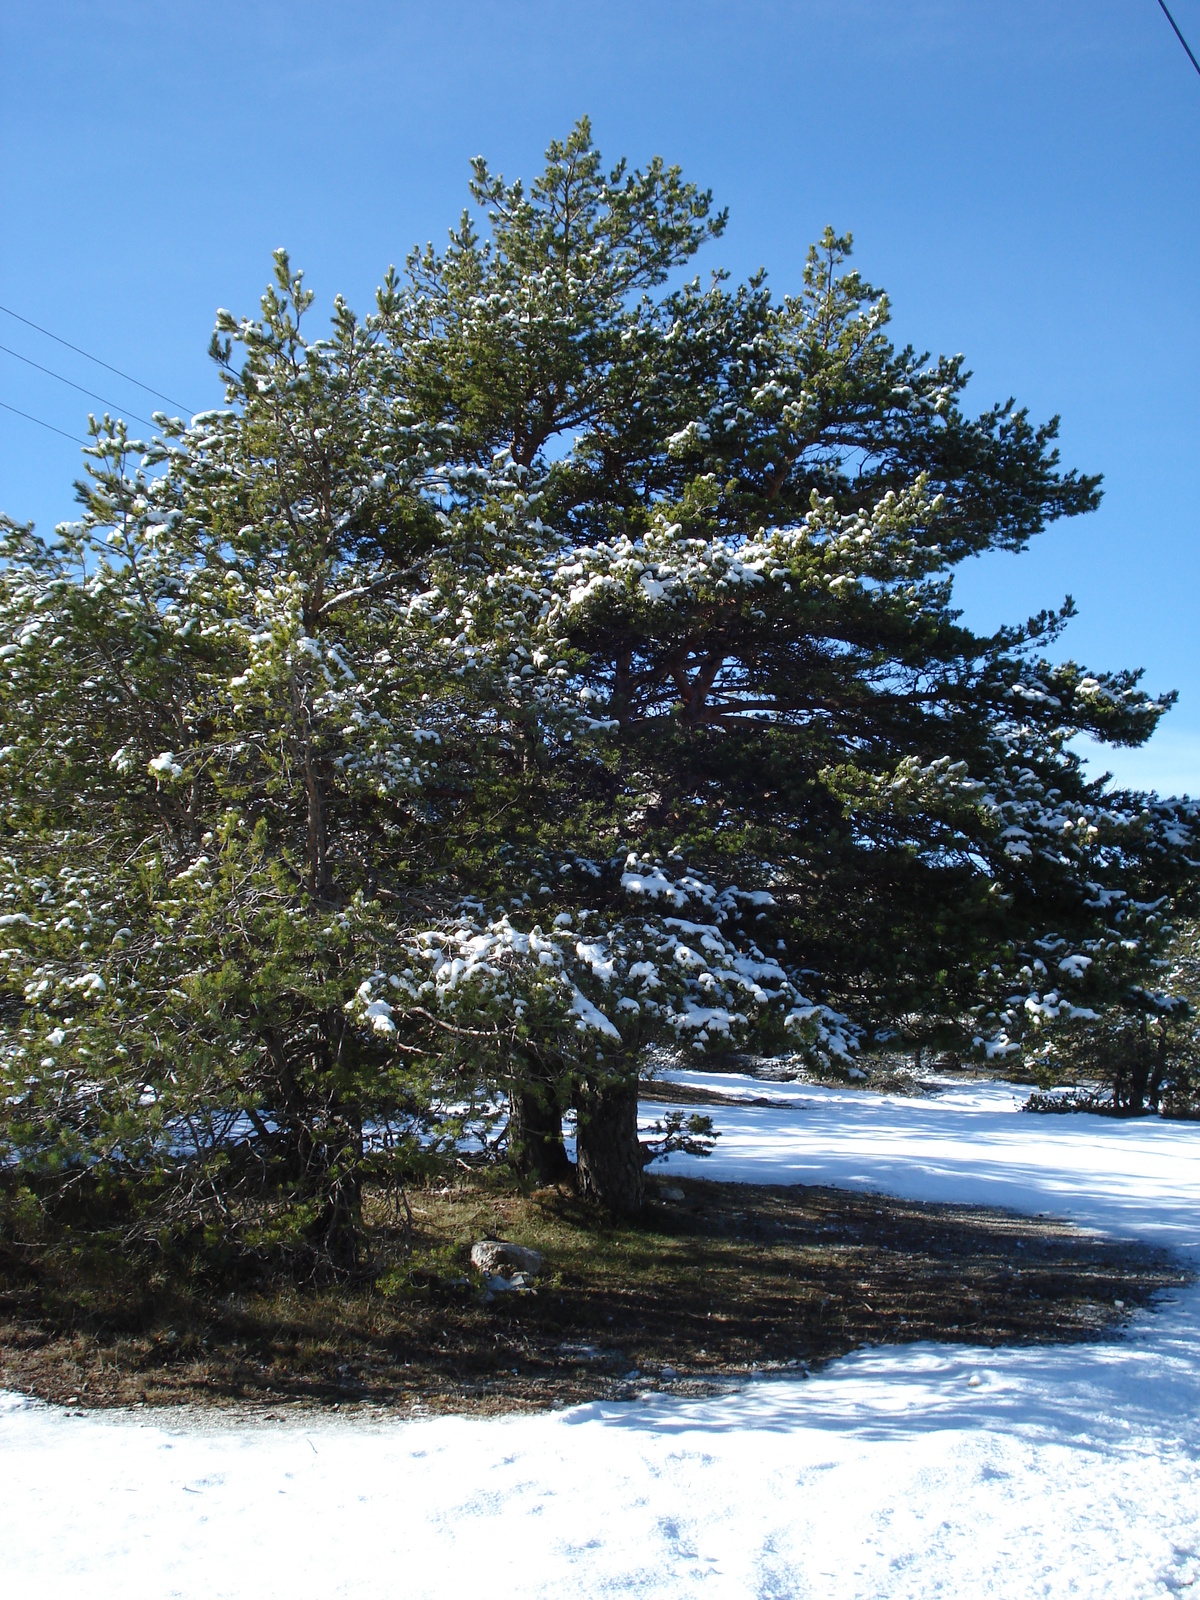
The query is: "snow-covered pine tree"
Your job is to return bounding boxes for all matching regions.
[377,126,1197,1207]
[371,118,746,1207]
[0,235,778,1247]
[0,259,491,1268]
[2,125,1196,1248]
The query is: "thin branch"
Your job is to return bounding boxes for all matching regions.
[407,1005,511,1041]
[318,564,424,616]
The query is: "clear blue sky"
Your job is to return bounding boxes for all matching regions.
[2,1,1197,793]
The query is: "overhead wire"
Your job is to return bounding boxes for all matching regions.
[1156,0,1200,78]
[0,399,83,443]
[0,343,158,430]
[0,301,195,414]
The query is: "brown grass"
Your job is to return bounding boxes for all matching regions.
[0,1172,1184,1418]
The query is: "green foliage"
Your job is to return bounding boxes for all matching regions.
[1026,920,1200,1116]
[382,115,725,471]
[0,268,479,1271]
[1,120,1196,1256]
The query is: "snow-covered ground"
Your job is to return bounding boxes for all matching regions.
[3,1077,1198,1599]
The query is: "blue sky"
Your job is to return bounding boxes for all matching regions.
[2,1,1197,793]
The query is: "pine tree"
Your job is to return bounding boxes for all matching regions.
[0,261,479,1267]
[2,124,1196,1252]
[380,124,1197,1205]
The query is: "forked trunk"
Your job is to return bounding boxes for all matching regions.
[574,1079,644,1215]
[507,1078,572,1183]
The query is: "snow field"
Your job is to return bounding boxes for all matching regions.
[1,1077,1198,1599]
[658,1073,1200,1248]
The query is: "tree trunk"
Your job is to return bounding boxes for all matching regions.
[1148,1023,1169,1112]
[315,1162,366,1276]
[1112,1056,1130,1114]
[507,1077,571,1183]
[1129,1058,1150,1115]
[574,1080,644,1214]
[260,1020,367,1274]
[1128,1023,1151,1116]
[306,1094,367,1276]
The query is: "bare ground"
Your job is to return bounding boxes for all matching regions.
[0,1172,1185,1420]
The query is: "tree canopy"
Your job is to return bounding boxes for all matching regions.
[1,119,1195,1265]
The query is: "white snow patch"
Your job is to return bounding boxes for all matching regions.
[3,1078,1199,1598]
[569,986,621,1040]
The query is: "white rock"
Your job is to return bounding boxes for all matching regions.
[470,1240,544,1277]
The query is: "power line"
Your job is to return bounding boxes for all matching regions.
[0,343,157,430]
[1156,0,1200,79]
[0,302,195,414]
[0,398,82,443]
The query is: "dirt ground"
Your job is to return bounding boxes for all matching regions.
[0,1173,1184,1419]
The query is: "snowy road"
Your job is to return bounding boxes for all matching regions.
[3,1078,1198,1599]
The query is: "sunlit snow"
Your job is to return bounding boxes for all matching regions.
[2,1077,1198,1598]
